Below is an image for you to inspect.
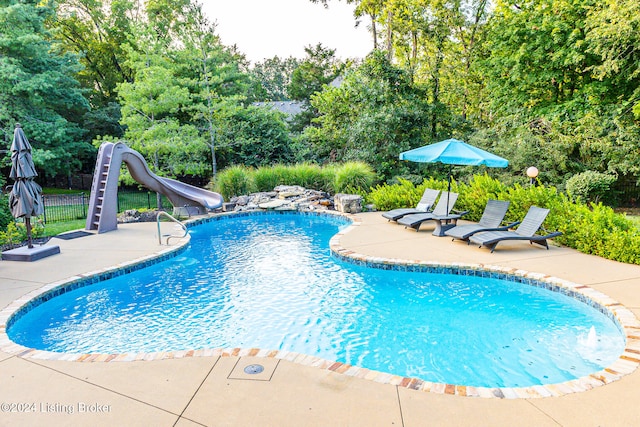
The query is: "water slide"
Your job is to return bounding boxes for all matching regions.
[86,142,223,233]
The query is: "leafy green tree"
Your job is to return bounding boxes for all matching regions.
[215,104,293,168]
[0,0,93,178]
[287,43,346,132]
[116,36,201,176]
[302,51,432,180]
[585,0,640,117]
[250,56,301,101]
[582,0,640,180]
[177,2,251,179]
[55,0,140,106]
[288,44,344,101]
[443,0,491,123]
[472,0,640,186]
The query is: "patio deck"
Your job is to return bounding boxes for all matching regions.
[0,212,639,426]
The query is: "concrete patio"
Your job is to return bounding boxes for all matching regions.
[0,212,639,426]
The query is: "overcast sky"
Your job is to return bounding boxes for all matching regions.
[202,0,373,63]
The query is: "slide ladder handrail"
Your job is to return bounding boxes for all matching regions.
[157,211,188,245]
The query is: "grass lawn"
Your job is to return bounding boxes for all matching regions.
[42,219,86,237]
[614,208,640,230]
[627,215,640,229]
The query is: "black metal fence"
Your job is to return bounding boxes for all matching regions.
[42,190,171,223]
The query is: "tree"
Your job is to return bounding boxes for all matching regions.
[287,43,346,131]
[177,2,251,180]
[585,0,640,117]
[215,104,294,168]
[250,56,301,101]
[55,0,141,106]
[473,0,640,185]
[116,34,203,193]
[0,0,93,178]
[303,51,432,180]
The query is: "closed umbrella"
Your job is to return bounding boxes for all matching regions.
[400,138,509,211]
[8,123,44,248]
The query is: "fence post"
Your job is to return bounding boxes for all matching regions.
[147,191,151,209]
[42,194,47,223]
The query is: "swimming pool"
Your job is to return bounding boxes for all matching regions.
[5,212,627,389]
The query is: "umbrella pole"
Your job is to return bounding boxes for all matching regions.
[446,164,452,212]
[25,217,33,249]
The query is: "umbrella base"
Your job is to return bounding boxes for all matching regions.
[2,244,60,262]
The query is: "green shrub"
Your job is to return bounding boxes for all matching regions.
[292,163,328,191]
[366,179,420,211]
[214,161,377,197]
[502,184,564,225]
[252,163,333,193]
[0,194,12,231]
[0,222,23,248]
[566,171,617,204]
[254,164,290,192]
[212,165,255,200]
[319,164,339,193]
[333,162,377,194]
[366,177,453,211]
[455,174,509,222]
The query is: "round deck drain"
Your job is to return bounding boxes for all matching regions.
[244,364,264,375]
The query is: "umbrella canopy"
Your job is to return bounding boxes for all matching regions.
[399,138,508,212]
[399,138,508,167]
[8,124,44,248]
[10,124,39,179]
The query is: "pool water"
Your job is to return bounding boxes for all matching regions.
[8,213,625,388]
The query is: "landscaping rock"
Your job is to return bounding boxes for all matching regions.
[334,193,363,214]
[117,209,158,223]
[225,187,335,213]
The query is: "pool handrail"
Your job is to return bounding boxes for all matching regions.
[156,211,188,245]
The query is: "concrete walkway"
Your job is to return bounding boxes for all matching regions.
[0,214,639,426]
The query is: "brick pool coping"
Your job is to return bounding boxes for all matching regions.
[1,210,639,399]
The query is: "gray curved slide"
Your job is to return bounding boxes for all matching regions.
[86,142,223,233]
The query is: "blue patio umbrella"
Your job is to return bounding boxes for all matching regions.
[400,138,508,211]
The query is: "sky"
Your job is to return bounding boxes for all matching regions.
[202,0,373,63]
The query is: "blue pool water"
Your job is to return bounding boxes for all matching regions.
[8,212,625,388]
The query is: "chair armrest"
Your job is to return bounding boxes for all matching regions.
[540,228,563,238]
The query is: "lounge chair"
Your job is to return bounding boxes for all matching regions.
[445,199,517,242]
[468,206,562,252]
[397,192,465,235]
[381,188,440,221]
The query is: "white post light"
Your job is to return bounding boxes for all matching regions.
[526,166,539,185]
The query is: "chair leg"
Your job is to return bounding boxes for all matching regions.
[530,239,550,249]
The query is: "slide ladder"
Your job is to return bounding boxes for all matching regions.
[86,143,120,233]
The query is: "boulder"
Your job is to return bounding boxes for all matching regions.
[334,193,362,214]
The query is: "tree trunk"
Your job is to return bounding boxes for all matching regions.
[432,45,443,138]
[370,14,378,49]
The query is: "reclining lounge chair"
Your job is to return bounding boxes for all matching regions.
[381,188,440,222]
[468,206,562,252]
[445,199,516,242]
[397,192,465,235]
